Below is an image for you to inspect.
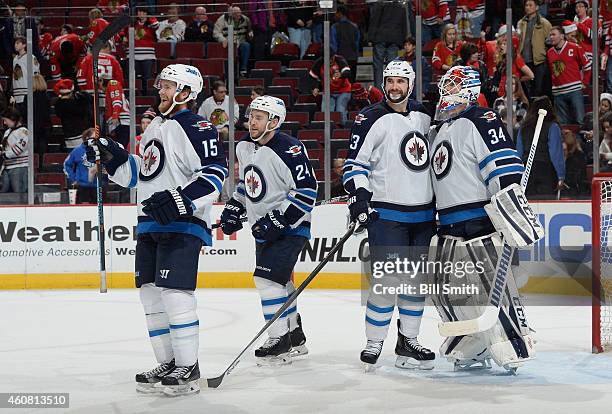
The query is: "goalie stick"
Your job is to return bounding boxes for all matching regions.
[90,14,129,293]
[210,194,349,229]
[204,221,357,389]
[438,108,547,337]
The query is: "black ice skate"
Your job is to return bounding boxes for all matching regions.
[135,359,175,393]
[395,321,435,370]
[289,313,308,357]
[360,339,384,371]
[255,331,292,366]
[161,361,200,396]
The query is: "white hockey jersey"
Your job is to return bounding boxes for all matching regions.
[343,100,435,223]
[429,106,523,227]
[232,131,318,241]
[2,126,29,169]
[109,109,227,246]
[12,53,40,104]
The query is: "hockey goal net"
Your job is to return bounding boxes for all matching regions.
[593,173,612,353]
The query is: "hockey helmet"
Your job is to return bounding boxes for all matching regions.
[382,60,415,104]
[246,95,286,141]
[154,64,203,115]
[435,66,481,121]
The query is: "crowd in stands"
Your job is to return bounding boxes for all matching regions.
[1,0,612,203]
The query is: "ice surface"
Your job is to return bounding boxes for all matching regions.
[1,289,611,414]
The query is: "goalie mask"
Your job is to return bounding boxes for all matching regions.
[246,95,286,142]
[382,60,415,105]
[435,66,481,121]
[154,64,203,116]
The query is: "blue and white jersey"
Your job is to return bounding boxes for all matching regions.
[429,106,523,226]
[232,131,318,241]
[343,100,435,223]
[109,109,228,246]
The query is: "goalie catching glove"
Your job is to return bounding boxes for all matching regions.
[484,183,544,247]
[142,187,194,226]
[85,136,129,175]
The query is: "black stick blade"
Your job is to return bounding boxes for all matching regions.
[205,374,225,389]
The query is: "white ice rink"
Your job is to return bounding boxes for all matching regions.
[2,289,612,414]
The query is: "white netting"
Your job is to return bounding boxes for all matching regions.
[600,179,612,349]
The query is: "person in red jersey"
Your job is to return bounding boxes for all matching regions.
[432,23,463,72]
[49,33,86,81]
[77,41,124,112]
[102,75,131,148]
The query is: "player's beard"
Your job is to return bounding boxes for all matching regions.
[158,98,172,115]
[386,89,409,104]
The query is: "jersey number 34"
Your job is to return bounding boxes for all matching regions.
[488,127,507,145]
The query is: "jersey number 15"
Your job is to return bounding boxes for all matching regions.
[201,139,218,158]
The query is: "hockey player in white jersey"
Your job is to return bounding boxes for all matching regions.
[219,96,317,365]
[343,60,436,370]
[86,64,227,395]
[429,66,539,372]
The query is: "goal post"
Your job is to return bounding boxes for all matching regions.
[593,173,612,353]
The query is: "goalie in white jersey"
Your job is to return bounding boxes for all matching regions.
[87,64,228,395]
[219,96,317,365]
[343,60,436,370]
[429,66,540,372]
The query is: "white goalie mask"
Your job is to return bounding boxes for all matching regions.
[246,95,286,142]
[382,60,415,105]
[435,66,481,121]
[154,64,203,115]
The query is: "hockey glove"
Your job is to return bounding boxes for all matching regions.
[219,197,246,235]
[348,188,379,229]
[86,137,129,176]
[252,210,287,242]
[142,187,194,226]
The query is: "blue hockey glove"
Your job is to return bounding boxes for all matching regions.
[252,210,287,242]
[348,188,379,229]
[219,198,246,235]
[142,187,194,226]
[86,137,129,175]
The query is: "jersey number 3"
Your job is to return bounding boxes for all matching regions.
[488,127,506,145]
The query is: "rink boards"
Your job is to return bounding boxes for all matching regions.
[0,201,595,294]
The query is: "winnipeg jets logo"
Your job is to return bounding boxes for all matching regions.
[139,140,165,181]
[399,131,429,171]
[192,120,213,131]
[432,141,453,180]
[243,164,266,202]
[354,114,367,125]
[285,145,302,157]
[480,111,498,122]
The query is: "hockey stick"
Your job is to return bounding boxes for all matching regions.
[204,221,357,389]
[438,108,547,337]
[91,14,129,293]
[211,194,349,229]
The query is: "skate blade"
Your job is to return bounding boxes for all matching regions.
[290,345,309,357]
[162,381,201,397]
[362,362,378,373]
[395,356,434,370]
[256,352,292,367]
[453,359,492,371]
[136,382,165,394]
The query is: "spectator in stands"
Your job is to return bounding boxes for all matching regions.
[30,74,50,165]
[63,128,104,204]
[53,79,93,150]
[432,23,463,72]
[401,37,431,99]
[580,92,612,143]
[101,75,130,148]
[134,107,156,156]
[37,18,52,62]
[493,75,529,126]
[516,96,566,197]
[330,157,346,198]
[87,8,109,49]
[348,82,384,111]
[309,54,352,124]
[11,36,40,120]
[198,80,240,141]
[77,41,123,105]
[562,128,587,196]
[1,0,41,61]
[600,112,612,172]
[133,4,158,94]
[48,31,86,81]
[0,107,28,193]
[331,5,360,83]
[456,0,485,39]
[456,42,488,92]
[499,106,520,139]
[98,0,129,15]
[573,0,599,75]
[562,20,592,83]
[242,86,264,129]
[547,25,588,125]
[368,0,407,89]
[214,6,253,77]
[286,0,315,60]
[417,0,449,43]
[518,0,552,98]
[185,6,215,43]
[495,33,534,99]
[157,3,186,43]
[220,161,240,202]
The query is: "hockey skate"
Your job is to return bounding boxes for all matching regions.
[289,313,308,357]
[360,339,383,372]
[452,358,493,371]
[161,361,200,396]
[135,359,175,394]
[255,332,292,366]
[395,321,435,370]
